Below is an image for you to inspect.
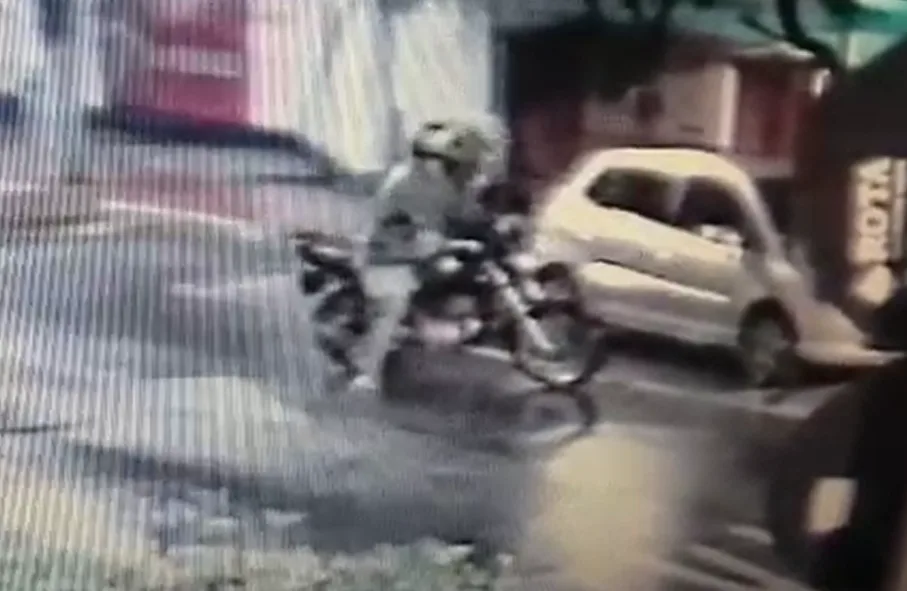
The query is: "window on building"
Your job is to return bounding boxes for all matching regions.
[586,169,675,223]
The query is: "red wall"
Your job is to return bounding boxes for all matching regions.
[120,0,250,126]
[734,61,813,160]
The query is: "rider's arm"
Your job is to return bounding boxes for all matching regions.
[414,227,446,259]
[352,166,409,268]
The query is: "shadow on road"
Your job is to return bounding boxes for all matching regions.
[56,417,537,559]
[373,345,600,455]
[0,225,836,589]
[609,329,863,391]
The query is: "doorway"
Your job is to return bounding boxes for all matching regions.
[503,25,587,192]
[735,61,809,160]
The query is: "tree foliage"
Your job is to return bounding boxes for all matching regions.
[581,0,904,85]
[573,0,680,99]
[738,0,864,72]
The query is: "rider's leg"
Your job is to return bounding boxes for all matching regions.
[354,264,416,389]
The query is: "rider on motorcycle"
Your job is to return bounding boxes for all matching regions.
[348,120,497,394]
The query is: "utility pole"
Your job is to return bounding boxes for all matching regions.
[841,29,860,68]
[25,0,89,185]
[375,0,402,165]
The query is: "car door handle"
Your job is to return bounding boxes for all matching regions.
[651,250,673,261]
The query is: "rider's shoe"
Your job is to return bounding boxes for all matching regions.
[459,318,486,344]
[349,373,380,396]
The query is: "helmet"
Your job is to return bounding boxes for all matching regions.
[412,120,491,166]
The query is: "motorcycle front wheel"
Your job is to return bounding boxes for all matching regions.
[311,282,372,384]
[511,302,607,390]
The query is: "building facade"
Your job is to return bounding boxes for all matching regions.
[492,0,902,191]
[0,0,902,178]
[498,19,831,191]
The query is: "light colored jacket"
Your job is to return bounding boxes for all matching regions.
[354,159,467,267]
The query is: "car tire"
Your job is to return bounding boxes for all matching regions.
[535,263,582,305]
[738,309,799,388]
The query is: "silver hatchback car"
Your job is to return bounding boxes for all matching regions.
[532,147,900,386]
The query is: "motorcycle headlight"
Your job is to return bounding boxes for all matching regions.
[435,255,462,276]
[507,252,538,272]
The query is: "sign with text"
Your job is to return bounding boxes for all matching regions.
[848,157,907,267]
[846,157,907,306]
[115,0,249,126]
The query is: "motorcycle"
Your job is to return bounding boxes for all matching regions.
[289,214,607,393]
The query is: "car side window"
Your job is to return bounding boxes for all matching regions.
[585,169,674,223]
[674,178,753,243]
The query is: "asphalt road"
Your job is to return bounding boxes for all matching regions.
[0,210,821,589]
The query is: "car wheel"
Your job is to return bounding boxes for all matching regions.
[535,264,582,304]
[738,309,799,387]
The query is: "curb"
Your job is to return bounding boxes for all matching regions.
[0,184,107,233]
[94,177,373,238]
[100,200,266,240]
[0,213,100,231]
[86,107,328,159]
[66,172,375,197]
[0,99,337,168]
[68,175,260,192]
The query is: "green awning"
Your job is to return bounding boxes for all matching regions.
[849,9,907,32]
